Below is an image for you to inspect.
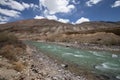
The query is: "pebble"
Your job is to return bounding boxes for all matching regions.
[52,76,59,80]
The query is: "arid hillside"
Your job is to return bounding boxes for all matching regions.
[0,19,120,45]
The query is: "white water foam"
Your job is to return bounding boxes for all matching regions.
[91,51,105,57]
[75,51,80,54]
[53,47,57,51]
[47,45,51,48]
[74,54,85,58]
[116,75,120,79]
[95,62,119,71]
[95,65,105,71]
[112,54,118,58]
[62,53,74,56]
[97,57,105,60]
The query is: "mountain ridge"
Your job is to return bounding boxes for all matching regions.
[0,19,120,32]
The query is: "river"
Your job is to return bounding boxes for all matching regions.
[25,41,120,80]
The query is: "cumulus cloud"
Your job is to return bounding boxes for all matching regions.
[75,17,90,24]
[0,16,10,24]
[0,16,9,22]
[34,15,58,20]
[0,0,26,11]
[111,0,120,8]
[72,0,80,4]
[0,0,39,23]
[34,15,45,19]
[0,0,38,11]
[0,8,21,18]
[58,18,69,23]
[34,15,69,23]
[46,15,58,20]
[86,0,102,7]
[30,3,39,10]
[39,0,75,14]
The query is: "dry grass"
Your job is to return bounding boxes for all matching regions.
[0,32,26,61]
[0,32,26,72]
[0,45,17,61]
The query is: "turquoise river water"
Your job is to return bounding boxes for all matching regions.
[26,41,120,80]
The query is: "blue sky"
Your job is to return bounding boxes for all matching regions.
[0,0,120,24]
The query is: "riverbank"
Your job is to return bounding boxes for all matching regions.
[0,45,87,80]
[26,45,89,80]
[26,41,118,80]
[32,41,120,80]
[9,40,118,80]
[1,40,106,80]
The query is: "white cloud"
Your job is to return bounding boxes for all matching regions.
[72,0,80,4]
[0,16,10,24]
[39,0,75,14]
[111,0,120,8]
[0,16,9,22]
[0,22,7,24]
[75,17,90,24]
[0,0,25,11]
[30,3,39,10]
[34,15,45,19]
[22,2,30,9]
[86,0,102,7]
[58,18,69,23]
[34,15,69,23]
[46,15,58,20]
[0,0,38,11]
[0,8,21,17]
[34,15,58,20]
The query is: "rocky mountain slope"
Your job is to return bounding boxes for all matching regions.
[0,19,120,33]
[0,19,120,45]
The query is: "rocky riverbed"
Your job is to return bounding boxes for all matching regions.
[2,41,118,80]
[25,45,89,80]
[0,43,100,80]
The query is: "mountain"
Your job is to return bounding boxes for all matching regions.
[0,19,120,33]
[0,19,74,33]
[0,19,120,45]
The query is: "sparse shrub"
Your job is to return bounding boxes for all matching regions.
[12,61,25,72]
[0,32,26,73]
[0,45,18,61]
[0,32,26,61]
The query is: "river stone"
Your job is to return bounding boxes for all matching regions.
[61,64,68,68]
